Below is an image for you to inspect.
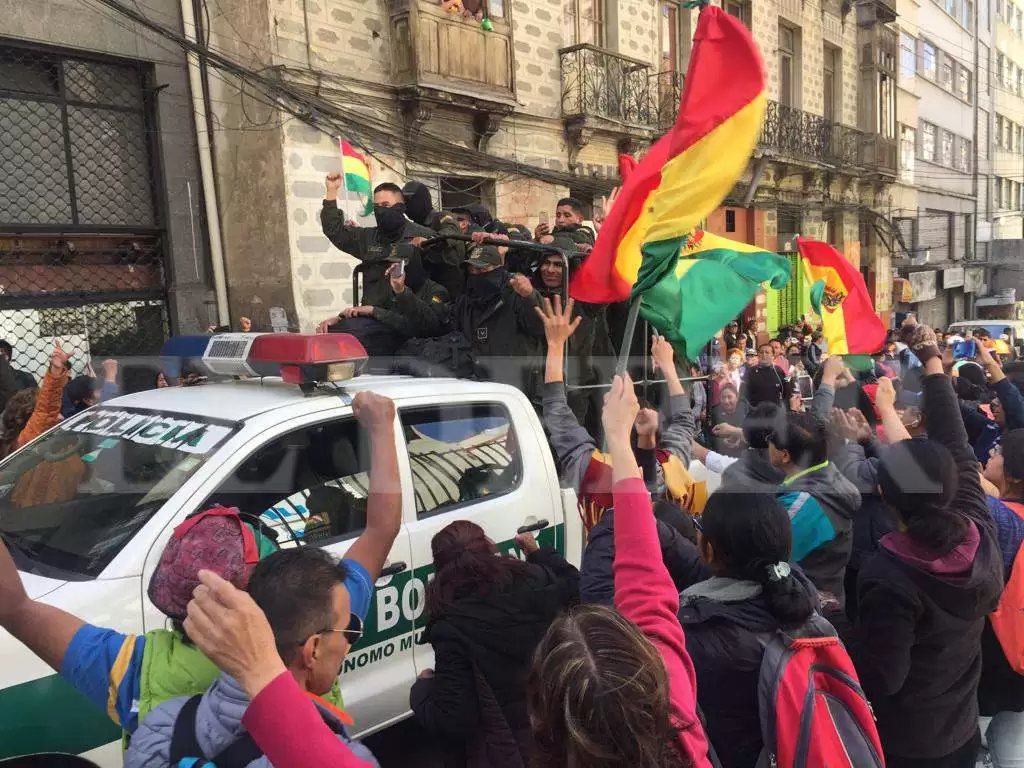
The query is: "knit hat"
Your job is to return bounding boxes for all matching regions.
[147,506,272,621]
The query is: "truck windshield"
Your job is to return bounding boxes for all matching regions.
[0,407,237,580]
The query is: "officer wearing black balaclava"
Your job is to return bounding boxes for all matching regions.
[401,180,466,299]
[320,176,434,311]
[448,244,544,389]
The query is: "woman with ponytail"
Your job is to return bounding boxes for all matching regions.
[678,490,819,768]
[411,520,578,768]
[853,320,1003,768]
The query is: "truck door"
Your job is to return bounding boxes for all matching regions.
[394,396,562,675]
[141,409,415,738]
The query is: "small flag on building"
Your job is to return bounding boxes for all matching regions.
[339,139,373,216]
[633,228,791,360]
[797,237,887,355]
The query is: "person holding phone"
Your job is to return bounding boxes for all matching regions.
[955,341,1024,465]
[315,244,450,356]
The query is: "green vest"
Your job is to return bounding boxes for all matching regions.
[137,628,221,723]
[135,628,346,726]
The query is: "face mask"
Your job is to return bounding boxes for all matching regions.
[403,184,432,225]
[375,203,408,238]
[467,267,507,303]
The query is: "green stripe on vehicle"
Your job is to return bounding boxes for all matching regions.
[0,673,121,758]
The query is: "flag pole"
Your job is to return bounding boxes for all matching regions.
[615,295,643,376]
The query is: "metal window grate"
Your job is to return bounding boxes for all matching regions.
[0,41,168,379]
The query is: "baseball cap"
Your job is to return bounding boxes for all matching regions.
[466,245,503,269]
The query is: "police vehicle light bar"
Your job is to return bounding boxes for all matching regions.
[159,333,368,387]
[248,333,368,385]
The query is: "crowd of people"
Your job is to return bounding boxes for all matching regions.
[1,174,1024,768]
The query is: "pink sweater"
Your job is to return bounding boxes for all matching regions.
[242,672,374,768]
[613,477,711,767]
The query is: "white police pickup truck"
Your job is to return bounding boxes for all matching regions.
[0,333,588,766]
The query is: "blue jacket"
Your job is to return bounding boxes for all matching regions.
[124,673,378,768]
[962,378,1024,463]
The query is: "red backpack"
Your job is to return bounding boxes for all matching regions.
[989,500,1024,673]
[756,615,885,768]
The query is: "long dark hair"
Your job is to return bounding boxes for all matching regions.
[527,605,692,768]
[877,439,967,554]
[700,490,816,626]
[424,520,533,618]
[0,388,37,460]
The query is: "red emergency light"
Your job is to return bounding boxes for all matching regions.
[247,333,368,388]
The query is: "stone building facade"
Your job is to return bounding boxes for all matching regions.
[205,0,902,335]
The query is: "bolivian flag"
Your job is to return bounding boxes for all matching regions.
[340,139,373,216]
[633,229,791,360]
[570,6,766,303]
[797,237,887,355]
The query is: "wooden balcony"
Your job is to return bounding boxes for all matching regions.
[386,0,516,146]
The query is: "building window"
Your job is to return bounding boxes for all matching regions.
[957,64,971,100]
[900,124,916,184]
[400,403,522,518]
[940,55,954,90]
[997,114,1005,148]
[963,0,974,28]
[724,0,751,27]
[997,176,1004,209]
[980,108,990,159]
[779,25,797,107]
[922,121,937,161]
[439,176,494,212]
[823,45,839,122]
[900,33,916,82]
[725,209,737,232]
[998,52,1006,85]
[941,129,954,166]
[660,2,682,76]
[957,137,972,172]
[564,0,606,47]
[920,41,937,80]
[945,0,958,16]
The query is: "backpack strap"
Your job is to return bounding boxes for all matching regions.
[169,696,204,766]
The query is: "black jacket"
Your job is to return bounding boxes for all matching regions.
[422,210,467,299]
[679,573,819,768]
[410,548,579,767]
[371,279,450,339]
[320,200,435,306]
[579,508,709,605]
[853,371,1003,760]
[451,285,544,389]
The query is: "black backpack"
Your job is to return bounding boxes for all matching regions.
[169,695,346,767]
[392,332,476,379]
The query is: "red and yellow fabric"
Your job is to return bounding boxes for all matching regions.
[797,237,887,355]
[570,6,766,303]
[339,139,373,216]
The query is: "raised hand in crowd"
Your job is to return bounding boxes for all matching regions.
[536,295,583,384]
[593,186,619,230]
[651,332,684,396]
[387,262,407,295]
[185,569,284,700]
[324,172,344,202]
[602,373,641,480]
[49,340,70,376]
[509,273,534,299]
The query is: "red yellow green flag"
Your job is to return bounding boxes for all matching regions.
[797,237,887,355]
[633,229,791,360]
[570,6,766,303]
[339,139,373,216]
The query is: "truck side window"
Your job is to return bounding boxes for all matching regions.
[202,418,372,547]
[399,403,522,519]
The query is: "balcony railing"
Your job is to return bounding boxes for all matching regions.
[560,44,655,127]
[757,100,895,175]
[760,101,844,164]
[649,70,685,132]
